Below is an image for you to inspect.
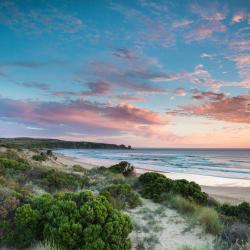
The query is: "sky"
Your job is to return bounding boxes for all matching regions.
[0,0,250,148]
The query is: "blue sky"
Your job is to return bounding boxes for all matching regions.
[0,0,249,147]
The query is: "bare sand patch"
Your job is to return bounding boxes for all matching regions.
[127,199,214,250]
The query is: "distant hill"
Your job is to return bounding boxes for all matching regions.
[0,137,132,150]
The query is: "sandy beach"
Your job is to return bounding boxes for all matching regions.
[54,152,250,204]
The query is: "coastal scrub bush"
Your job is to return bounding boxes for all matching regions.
[0,149,27,163]
[198,207,222,235]
[138,172,208,204]
[172,179,208,204]
[0,158,30,171]
[32,153,47,161]
[72,165,86,173]
[221,221,250,246]
[220,202,250,224]
[39,169,89,192]
[46,150,53,156]
[109,161,135,176]
[0,189,20,219]
[2,191,133,250]
[100,184,141,210]
[138,172,173,202]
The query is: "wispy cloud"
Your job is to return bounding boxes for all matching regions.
[190,2,227,22]
[185,23,226,42]
[0,60,64,69]
[177,92,250,124]
[230,54,250,78]
[200,53,215,59]
[0,0,84,34]
[20,82,50,91]
[113,48,137,60]
[172,19,193,29]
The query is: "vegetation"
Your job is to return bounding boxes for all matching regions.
[198,207,222,235]
[2,191,133,249]
[0,137,131,149]
[0,157,30,170]
[32,153,47,161]
[138,172,208,204]
[100,184,141,210]
[220,202,250,224]
[1,148,250,250]
[109,161,135,176]
[38,169,89,192]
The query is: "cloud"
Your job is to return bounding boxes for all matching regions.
[232,11,248,23]
[0,0,84,34]
[20,82,50,91]
[173,88,187,97]
[192,91,225,101]
[190,2,227,22]
[109,2,175,48]
[172,19,193,29]
[26,126,45,130]
[229,40,250,52]
[0,60,64,69]
[178,92,250,124]
[185,23,226,42]
[230,54,250,78]
[81,61,166,94]
[0,97,171,139]
[113,48,137,60]
[200,53,215,59]
[113,95,145,102]
[53,81,111,97]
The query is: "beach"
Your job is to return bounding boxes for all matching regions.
[54,151,250,204]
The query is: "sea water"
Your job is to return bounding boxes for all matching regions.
[56,148,250,181]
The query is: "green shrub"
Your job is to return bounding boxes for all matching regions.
[0,189,20,219]
[109,161,134,176]
[39,169,89,192]
[3,191,133,250]
[100,184,141,210]
[72,165,86,173]
[220,202,250,224]
[173,179,208,204]
[46,150,53,156]
[0,158,30,170]
[138,172,208,204]
[138,172,173,202]
[198,207,222,235]
[32,153,47,162]
[13,204,40,248]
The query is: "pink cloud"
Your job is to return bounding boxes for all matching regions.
[232,11,247,23]
[231,54,250,78]
[0,97,171,139]
[180,93,250,124]
[172,19,193,29]
[230,40,250,52]
[173,88,187,97]
[190,2,227,22]
[185,23,226,42]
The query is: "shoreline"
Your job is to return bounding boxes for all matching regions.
[54,152,250,204]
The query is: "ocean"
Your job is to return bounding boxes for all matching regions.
[56,148,250,181]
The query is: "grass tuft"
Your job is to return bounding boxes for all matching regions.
[198,207,222,235]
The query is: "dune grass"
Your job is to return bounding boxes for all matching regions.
[198,207,222,235]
